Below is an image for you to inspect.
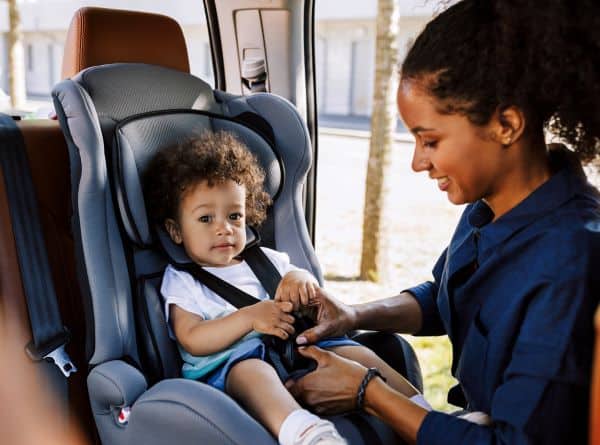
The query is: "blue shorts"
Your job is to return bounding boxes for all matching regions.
[204,336,359,391]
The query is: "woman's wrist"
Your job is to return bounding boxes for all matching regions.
[345,304,359,331]
[362,377,428,442]
[356,368,386,410]
[361,373,388,416]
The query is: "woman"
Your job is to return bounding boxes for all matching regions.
[284,0,600,443]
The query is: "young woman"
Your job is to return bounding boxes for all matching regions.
[286,1,600,444]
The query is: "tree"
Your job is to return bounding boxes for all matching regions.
[359,0,399,282]
[7,0,26,109]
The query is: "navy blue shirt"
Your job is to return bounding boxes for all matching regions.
[409,148,600,444]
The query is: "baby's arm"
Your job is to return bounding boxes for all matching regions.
[171,300,296,356]
[274,270,319,311]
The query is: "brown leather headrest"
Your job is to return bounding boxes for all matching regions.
[61,7,190,79]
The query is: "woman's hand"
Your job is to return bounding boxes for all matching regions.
[243,300,295,340]
[274,270,319,311]
[286,346,367,414]
[296,288,357,345]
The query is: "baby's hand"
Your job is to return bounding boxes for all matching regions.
[246,300,295,340]
[274,270,319,311]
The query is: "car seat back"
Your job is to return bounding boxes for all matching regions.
[50,8,415,445]
[53,61,320,381]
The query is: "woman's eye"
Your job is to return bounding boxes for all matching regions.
[423,140,437,149]
[229,213,244,221]
[199,215,212,223]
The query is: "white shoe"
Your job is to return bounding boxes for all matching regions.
[293,419,348,445]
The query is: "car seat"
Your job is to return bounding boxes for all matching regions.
[52,7,421,445]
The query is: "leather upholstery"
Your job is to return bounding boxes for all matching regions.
[61,7,190,79]
[1,7,192,443]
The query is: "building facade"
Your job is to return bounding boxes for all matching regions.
[0,0,433,115]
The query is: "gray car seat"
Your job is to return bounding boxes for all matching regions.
[52,15,421,445]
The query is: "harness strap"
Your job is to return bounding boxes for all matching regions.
[241,243,282,298]
[175,261,260,308]
[172,228,281,308]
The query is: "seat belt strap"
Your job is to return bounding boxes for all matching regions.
[240,244,282,299]
[175,261,260,308]
[0,114,76,378]
[171,235,282,309]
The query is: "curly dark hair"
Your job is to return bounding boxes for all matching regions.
[143,131,271,227]
[401,0,600,161]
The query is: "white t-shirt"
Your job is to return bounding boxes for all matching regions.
[161,247,302,379]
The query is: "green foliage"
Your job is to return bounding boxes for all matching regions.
[406,335,459,412]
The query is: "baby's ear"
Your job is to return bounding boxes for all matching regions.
[165,218,183,244]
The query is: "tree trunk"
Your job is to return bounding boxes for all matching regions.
[359,0,399,282]
[8,0,26,109]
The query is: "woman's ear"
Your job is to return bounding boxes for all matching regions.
[495,106,526,147]
[165,218,183,244]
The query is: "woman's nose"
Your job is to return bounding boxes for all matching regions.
[411,145,432,172]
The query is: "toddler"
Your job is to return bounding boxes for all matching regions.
[144,131,423,445]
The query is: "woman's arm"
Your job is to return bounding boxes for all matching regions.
[286,346,427,445]
[352,292,424,334]
[296,288,424,345]
[296,248,450,344]
[363,377,428,445]
[171,300,295,356]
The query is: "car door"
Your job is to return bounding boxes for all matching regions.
[203,0,319,242]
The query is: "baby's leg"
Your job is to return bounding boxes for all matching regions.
[226,359,347,445]
[328,345,419,398]
[226,358,300,436]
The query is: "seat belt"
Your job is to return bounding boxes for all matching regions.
[173,242,281,308]
[0,114,76,392]
[242,243,282,299]
[170,239,318,380]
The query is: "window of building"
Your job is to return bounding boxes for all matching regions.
[27,44,34,72]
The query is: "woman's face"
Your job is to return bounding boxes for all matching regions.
[397,79,509,207]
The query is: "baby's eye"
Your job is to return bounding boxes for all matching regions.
[229,212,244,221]
[199,215,213,223]
[423,140,438,149]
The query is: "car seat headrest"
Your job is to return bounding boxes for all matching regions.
[113,110,283,248]
[62,7,190,79]
[71,63,219,126]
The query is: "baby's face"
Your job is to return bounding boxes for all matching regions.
[168,179,247,267]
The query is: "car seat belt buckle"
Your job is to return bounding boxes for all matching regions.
[43,344,77,377]
[25,330,77,378]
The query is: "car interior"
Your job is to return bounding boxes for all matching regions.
[2,2,600,444]
[0,3,428,444]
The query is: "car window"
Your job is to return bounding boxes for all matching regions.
[0,1,213,116]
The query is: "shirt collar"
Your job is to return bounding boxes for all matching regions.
[471,146,596,254]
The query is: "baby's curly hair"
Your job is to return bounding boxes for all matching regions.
[143,131,271,227]
[402,0,600,161]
